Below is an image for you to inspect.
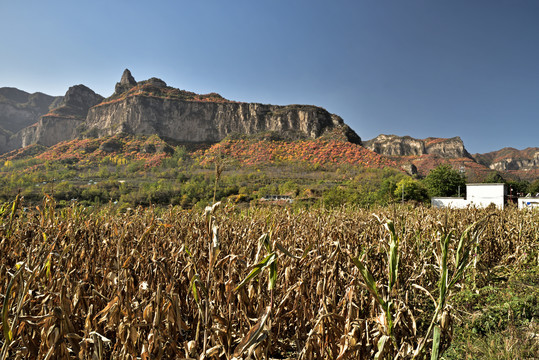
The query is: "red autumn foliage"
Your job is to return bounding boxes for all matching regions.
[195,139,397,168]
[20,135,171,168]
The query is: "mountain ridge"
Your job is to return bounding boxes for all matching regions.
[363,134,472,158]
[2,69,361,151]
[363,134,537,180]
[0,69,536,180]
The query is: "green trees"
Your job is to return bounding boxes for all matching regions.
[528,179,539,195]
[506,180,529,195]
[484,171,505,183]
[424,164,466,197]
[393,178,429,202]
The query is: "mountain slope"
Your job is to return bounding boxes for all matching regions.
[196,134,395,168]
[0,87,62,153]
[19,85,104,147]
[473,147,539,180]
[0,87,61,133]
[473,147,539,171]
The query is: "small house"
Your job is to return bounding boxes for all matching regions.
[259,195,293,204]
[432,183,507,209]
[517,196,539,209]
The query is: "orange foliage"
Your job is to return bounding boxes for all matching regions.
[31,135,170,168]
[196,139,397,168]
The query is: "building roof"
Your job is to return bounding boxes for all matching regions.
[432,197,465,199]
[466,183,505,186]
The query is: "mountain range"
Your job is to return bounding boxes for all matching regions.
[1,69,537,180]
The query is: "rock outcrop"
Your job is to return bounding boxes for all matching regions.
[84,70,361,144]
[401,163,418,176]
[364,134,471,158]
[114,69,137,95]
[474,147,539,171]
[3,69,361,153]
[86,96,358,144]
[0,88,61,133]
[0,88,62,152]
[19,85,103,147]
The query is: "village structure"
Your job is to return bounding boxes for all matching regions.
[432,183,539,210]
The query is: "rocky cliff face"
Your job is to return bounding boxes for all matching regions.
[86,95,358,144]
[363,134,470,158]
[0,127,22,154]
[84,70,360,144]
[0,88,61,133]
[0,88,62,152]
[19,85,103,147]
[2,70,360,153]
[474,147,539,171]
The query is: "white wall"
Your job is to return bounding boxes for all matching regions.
[466,183,506,209]
[432,183,506,209]
[431,198,468,208]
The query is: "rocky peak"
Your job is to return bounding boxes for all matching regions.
[48,85,104,119]
[144,77,167,88]
[364,134,470,158]
[121,69,137,86]
[15,85,105,148]
[63,85,103,111]
[473,147,539,172]
[114,69,137,95]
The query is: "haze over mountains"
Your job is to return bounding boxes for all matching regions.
[0,70,537,179]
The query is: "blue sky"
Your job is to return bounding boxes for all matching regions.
[1,0,538,154]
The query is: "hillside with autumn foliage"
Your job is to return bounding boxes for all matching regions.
[1,133,397,171]
[0,132,537,209]
[0,133,405,208]
[196,137,396,168]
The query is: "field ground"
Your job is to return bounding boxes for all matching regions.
[0,198,538,359]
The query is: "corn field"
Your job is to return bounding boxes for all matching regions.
[1,197,538,359]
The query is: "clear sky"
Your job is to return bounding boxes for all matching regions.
[1,0,538,154]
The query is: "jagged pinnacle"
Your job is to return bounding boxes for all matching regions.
[120,69,137,87]
[115,69,137,95]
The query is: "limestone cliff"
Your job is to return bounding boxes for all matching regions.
[84,71,361,144]
[4,69,361,153]
[86,96,358,144]
[363,134,471,158]
[474,147,539,171]
[0,87,62,152]
[19,85,103,147]
[0,88,61,133]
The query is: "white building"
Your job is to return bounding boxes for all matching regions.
[432,183,507,209]
[431,197,468,208]
[517,196,539,209]
[466,183,507,209]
